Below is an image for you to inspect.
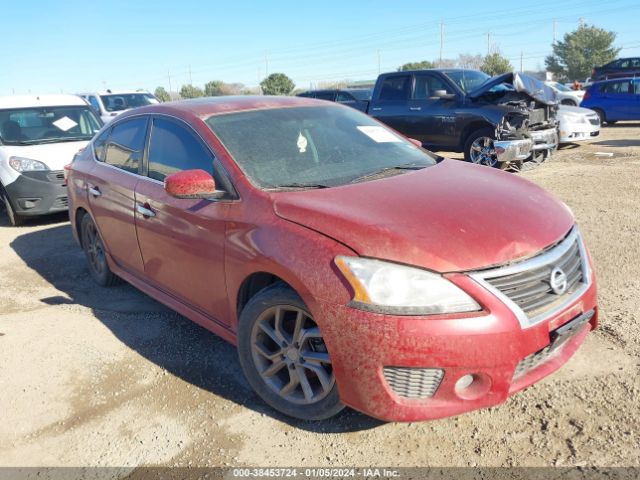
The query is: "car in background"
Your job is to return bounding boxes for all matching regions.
[580,77,640,125]
[296,88,372,111]
[67,96,597,422]
[78,90,159,123]
[0,94,102,225]
[592,57,640,81]
[557,105,600,144]
[545,81,585,106]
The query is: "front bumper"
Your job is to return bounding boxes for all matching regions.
[494,138,533,163]
[3,170,68,216]
[529,127,559,151]
[559,118,600,143]
[319,269,597,422]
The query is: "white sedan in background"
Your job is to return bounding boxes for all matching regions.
[545,81,585,106]
[557,105,600,144]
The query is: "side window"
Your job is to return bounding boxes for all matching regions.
[93,128,110,161]
[413,75,452,100]
[315,91,336,101]
[602,80,632,94]
[336,92,355,102]
[105,118,147,174]
[88,96,101,112]
[378,75,411,101]
[147,118,214,182]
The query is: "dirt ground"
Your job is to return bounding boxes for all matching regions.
[1,124,639,471]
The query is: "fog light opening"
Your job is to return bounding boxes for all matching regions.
[454,373,491,400]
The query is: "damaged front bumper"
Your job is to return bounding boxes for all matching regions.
[530,127,559,151]
[494,138,533,163]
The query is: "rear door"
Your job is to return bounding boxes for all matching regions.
[134,116,232,325]
[600,80,635,120]
[369,74,412,134]
[85,117,148,275]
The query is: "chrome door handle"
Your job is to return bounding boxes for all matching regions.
[409,107,422,111]
[136,203,156,218]
[88,186,101,197]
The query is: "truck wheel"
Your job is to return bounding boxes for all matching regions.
[0,185,24,226]
[80,214,119,286]
[464,128,502,168]
[237,284,344,421]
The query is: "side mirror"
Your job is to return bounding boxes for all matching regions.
[165,169,223,199]
[407,138,422,148]
[432,90,457,100]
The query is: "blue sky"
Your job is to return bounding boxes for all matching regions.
[2,0,639,95]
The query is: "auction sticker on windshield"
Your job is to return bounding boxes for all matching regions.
[357,125,402,143]
[52,116,78,131]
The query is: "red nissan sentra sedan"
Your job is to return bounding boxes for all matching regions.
[67,96,597,422]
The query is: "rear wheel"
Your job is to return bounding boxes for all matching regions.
[0,185,24,226]
[237,284,344,420]
[464,128,503,168]
[593,109,607,125]
[80,214,119,286]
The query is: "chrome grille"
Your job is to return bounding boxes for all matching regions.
[383,367,444,399]
[470,228,591,328]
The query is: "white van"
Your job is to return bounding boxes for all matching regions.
[0,94,102,225]
[78,90,159,123]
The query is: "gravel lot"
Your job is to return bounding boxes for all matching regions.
[1,124,639,471]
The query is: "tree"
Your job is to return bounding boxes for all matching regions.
[260,73,295,95]
[204,80,225,97]
[481,52,513,76]
[545,24,620,81]
[457,54,484,70]
[398,60,435,71]
[179,84,204,99]
[154,86,170,102]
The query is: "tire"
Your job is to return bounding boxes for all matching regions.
[237,284,344,421]
[464,127,502,168]
[80,214,119,286]
[593,109,606,125]
[0,185,24,226]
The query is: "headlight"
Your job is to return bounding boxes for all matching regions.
[335,256,481,315]
[9,156,49,172]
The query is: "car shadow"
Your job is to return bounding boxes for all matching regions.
[8,220,383,433]
[590,139,640,148]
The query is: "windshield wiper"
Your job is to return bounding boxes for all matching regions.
[16,137,91,145]
[350,163,426,184]
[268,182,330,190]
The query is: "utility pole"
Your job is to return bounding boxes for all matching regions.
[487,32,491,55]
[439,22,444,67]
[553,19,557,43]
[265,51,269,78]
[188,65,192,85]
[168,70,172,95]
[520,51,524,72]
[377,49,381,74]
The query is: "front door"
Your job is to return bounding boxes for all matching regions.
[134,117,231,325]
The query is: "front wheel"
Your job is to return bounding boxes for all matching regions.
[237,284,344,420]
[0,186,24,226]
[464,128,504,168]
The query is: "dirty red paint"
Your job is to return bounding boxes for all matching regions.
[67,96,598,422]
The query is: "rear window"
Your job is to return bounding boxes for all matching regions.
[601,81,633,94]
[378,76,411,101]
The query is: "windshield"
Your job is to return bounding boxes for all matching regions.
[348,89,372,100]
[206,105,437,189]
[444,70,491,93]
[100,93,159,112]
[0,106,102,146]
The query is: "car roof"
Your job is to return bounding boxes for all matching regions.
[593,76,639,84]
[119,95,332,118]
[0,94,88,109]
[77,90,151,96]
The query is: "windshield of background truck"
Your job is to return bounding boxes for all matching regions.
[0,106,102,146]
[100,93,159,112]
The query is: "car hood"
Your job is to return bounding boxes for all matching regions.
[469,72,558,105]
[558,105,597,116]
[273,160,574,273]
[1,141,89,170]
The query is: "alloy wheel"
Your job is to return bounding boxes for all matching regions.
[470,136,498,167]
[83,220,106,276]
[250,305,334,405]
